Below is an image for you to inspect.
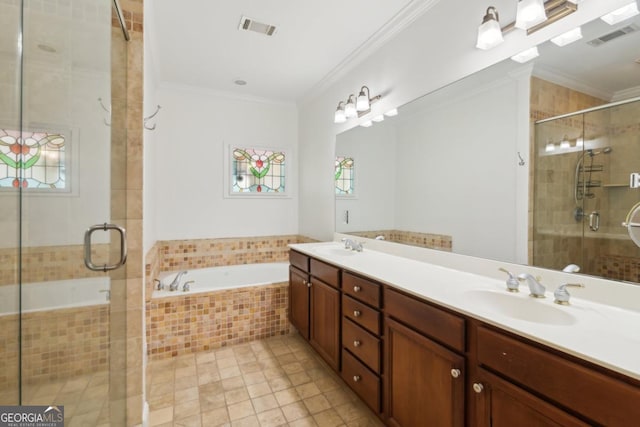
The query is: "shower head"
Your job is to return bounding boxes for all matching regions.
[586,147,612,157]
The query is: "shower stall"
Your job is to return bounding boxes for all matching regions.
[533,97,640,282]
[0,0,129,424]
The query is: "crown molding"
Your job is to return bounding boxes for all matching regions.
[298,0,442,106]
[611,85,640,102]
[532,65,614,101]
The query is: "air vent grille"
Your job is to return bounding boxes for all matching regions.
[588,24,639,47]
[238,16,277,36]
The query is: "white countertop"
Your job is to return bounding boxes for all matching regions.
[290,241,640,381]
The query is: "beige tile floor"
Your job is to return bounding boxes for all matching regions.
[147,333,384,427]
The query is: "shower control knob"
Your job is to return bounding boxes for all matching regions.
[353,285,361,293]
[353,310,361,318]
[450,369,461,379]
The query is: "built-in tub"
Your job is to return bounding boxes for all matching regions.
[0,276,110,315]
[147,262,291,359]
[152,262,290,298]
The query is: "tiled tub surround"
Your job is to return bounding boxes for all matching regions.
[146,282,289,360]
[346,229,452,251]
[145,235,316,302]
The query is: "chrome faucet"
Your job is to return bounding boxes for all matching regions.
[562,264,581,273]
[517,273,545,298]
[554,283,584,305]
[169,271,188,291]
[183,280,194,292]
[341,238,363,252]
[498,268,519,292]
[154,279,163,291]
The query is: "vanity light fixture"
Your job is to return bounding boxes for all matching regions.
[515,0,547,30]
[560,135,571,149]
[334,102,347,123]
[360,120,373,128]
[344,95,357,119]
[384,108,398,117]
[601,2,640,26]
[333,86,383,124]
[511,46,539,63]
[372,114,385,122]
[545,141,556,152]
[476,7,504,50]
[551,26,582,46]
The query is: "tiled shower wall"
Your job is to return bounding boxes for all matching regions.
[530,78,640,281]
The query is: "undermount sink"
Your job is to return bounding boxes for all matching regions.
[465,289,577,326]
[314,245,357,257]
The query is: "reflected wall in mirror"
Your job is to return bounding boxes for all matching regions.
[335,13,640,283]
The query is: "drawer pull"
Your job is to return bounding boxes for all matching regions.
[473,383,484,394]
[353,285,361,292]
[450,369,461,379]
[353,310,362,317]
[353,375,361,382]
[353,340,361,347]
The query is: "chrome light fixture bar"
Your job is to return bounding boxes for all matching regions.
[504,0,578,35]
[334,86,382,124]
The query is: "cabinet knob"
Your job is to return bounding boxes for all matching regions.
[353,310,361,317]
[302,279,307,285]
[473,383,484,394]
[353,285,361,292]
[307,281,312,288]
[450,369,461,379]
[353,375,361,382]
[353,340,361,347]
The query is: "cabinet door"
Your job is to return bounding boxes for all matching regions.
[310,279,341,370]
[473,368,590,427]
[289,267,310,340]
[385,317,464,427]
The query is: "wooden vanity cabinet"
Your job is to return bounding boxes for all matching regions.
[384,288,466,427]
[288,251,310,339]
[309,258,341,370]
[341,272,383,414]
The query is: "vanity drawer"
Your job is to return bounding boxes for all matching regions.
[310,258,340,289]
[385,288,465,352]
[342,318,381,373]
[289,250,309,272]
[343,295,381,335]
[342,349,381,413]
[476,325,640,426]
[342,272,381,308]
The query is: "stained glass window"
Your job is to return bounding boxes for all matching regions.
[231,147,286,193]
[335,156,354,195]
[0,129,67,190]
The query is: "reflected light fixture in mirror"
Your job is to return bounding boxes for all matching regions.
[511,45,539,62]
[550,26,582,46]
[476,7,504,49]
[601,2,640,25]
[516,0,547,30]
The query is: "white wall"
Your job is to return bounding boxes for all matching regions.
[298,0,630,243]
[151,85,298,241]
[335,123,397,232]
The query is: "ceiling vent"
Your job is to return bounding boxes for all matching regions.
[587,24,639,47]
[238,16,277,36]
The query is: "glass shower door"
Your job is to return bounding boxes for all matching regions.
[0,0,128,424]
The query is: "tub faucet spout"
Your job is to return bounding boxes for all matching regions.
[169,271,188,291]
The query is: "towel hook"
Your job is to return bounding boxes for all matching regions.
[517,151,525,166]
[144,105,161,130]
[98,97,111,127]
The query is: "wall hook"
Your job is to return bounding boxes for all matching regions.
[98,97,111,127]
[144,105,161,130]
[517,152,525,166]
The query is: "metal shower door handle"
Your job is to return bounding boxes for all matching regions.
[84,223,128,272]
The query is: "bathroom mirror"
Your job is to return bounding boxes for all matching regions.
[335,14,640,283]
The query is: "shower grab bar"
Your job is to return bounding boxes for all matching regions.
[84,223,128,272]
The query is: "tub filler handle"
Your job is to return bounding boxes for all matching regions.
[183,281,195,292]
[84,223,127,272]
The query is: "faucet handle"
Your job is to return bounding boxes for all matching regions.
[183,280,195,292]
[498,268,519,292]
[154,279,163,290]
[554,283,584,305]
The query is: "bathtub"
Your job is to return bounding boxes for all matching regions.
[153,262,290,298]
[0,276,111,315]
